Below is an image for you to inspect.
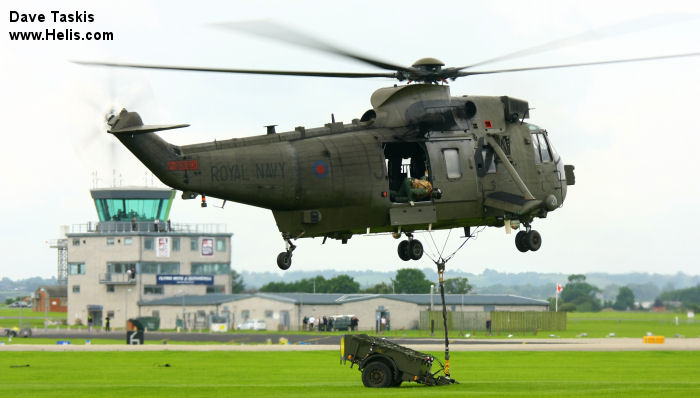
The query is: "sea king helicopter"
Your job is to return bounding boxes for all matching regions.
[78,21,700,270]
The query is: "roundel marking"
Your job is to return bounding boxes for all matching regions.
[313,160,329,178]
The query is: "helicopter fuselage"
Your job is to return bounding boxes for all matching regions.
[109,83,574,251]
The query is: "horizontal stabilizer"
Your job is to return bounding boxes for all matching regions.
[109,123,190,134]
[106,109,189,135]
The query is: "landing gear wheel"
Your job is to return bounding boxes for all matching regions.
[362,361,393,388]
[409,240,424,260]
[397,240,411,261]
[515,231,529,252]
[276,252,292,270]
[525,230,542,251]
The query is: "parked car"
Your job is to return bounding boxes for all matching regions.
[8,301,30,308]
[331,315,354,331]
[236,319,266,330]
[4,327,32,337]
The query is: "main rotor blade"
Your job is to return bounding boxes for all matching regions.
[457,51,700,77]
[457,14,699,71]
[213,20,412,73]
[73,61,397,79]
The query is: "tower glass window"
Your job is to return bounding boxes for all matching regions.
[91,188,175,222]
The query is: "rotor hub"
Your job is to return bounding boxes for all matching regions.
[412,57,445,73]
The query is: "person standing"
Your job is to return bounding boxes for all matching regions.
[88,314,93,332]
[105,316,111,331]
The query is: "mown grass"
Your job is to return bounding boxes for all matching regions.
[1,350,699,397]
[0,308,66,328]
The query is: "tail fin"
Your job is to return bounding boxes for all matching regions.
[108,109,189,134]
[107,109,190,190]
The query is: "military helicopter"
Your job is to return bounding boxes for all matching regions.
[78,22,700,270]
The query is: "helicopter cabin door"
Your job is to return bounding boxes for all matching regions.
[425,137,479,218]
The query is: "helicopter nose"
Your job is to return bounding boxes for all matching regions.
[544,194,559,211]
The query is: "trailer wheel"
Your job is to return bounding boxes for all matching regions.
[392,373,403,387]
[362,361,393,388]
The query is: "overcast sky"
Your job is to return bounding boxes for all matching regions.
[2,0,699,280]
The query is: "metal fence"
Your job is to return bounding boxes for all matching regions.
[68,221,228,234]
[419,311,566,332]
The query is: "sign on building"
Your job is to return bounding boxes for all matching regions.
[156,237,170,257]
[156,274,214,285]
[201,238,214,257]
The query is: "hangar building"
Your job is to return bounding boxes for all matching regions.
[139,292,549,331]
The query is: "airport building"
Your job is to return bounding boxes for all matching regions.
[63,187,232,327]
[33,285,67,313]
[139,292,550,331]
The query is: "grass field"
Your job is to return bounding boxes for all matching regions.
[0,308,66,328]
[1,350,699,397]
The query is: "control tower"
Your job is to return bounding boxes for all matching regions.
[64,186,232,328]
[91,187,174,233]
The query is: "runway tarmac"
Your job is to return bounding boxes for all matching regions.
[3,337,700,352]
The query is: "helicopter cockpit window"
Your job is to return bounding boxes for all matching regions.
[443,148,461,179]
[531,132,553,163]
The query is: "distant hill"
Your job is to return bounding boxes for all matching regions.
[4,270,698,302]
[0,276,57,302]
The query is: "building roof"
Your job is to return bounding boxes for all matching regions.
[139,292,548,307]
[90,186,175,199]
[139,293,249,306]
[36,285,67,298]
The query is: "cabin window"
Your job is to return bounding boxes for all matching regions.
[482,149,497,174]
[538,134,552,162]
[531,132,553,163]
[443,148,462,179]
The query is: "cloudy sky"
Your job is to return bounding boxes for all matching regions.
[2,0,699,280]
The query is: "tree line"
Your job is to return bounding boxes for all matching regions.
[233,269,700,311]
[232,268,471,294]
[552,274,700,312]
